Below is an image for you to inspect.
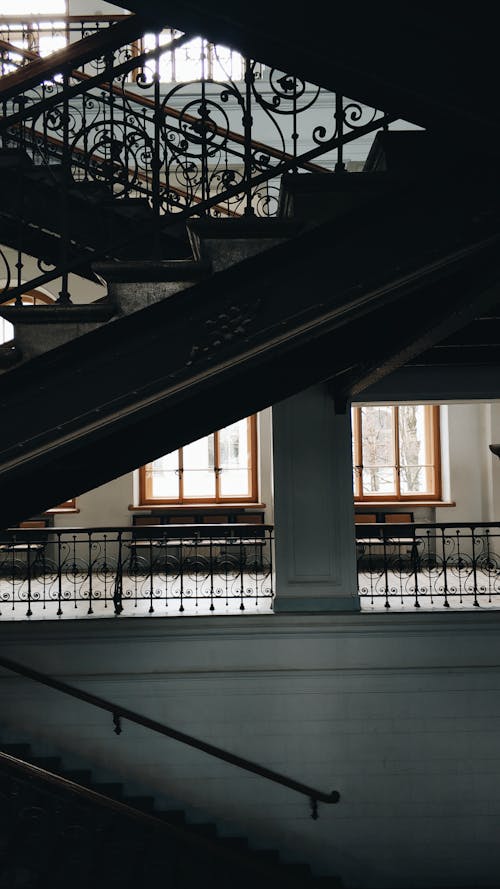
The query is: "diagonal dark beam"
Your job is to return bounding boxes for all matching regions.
[118,1,500,152]
[333,259,500,401]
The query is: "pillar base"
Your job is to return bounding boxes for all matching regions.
[274,595,360,613]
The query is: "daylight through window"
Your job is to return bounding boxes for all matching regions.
[140,416,257,504]
[352,404,441,501]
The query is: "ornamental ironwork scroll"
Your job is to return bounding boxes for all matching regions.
[0,21,393,303]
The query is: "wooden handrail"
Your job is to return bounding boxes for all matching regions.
[0,654,340,818]
[0,14,152,100]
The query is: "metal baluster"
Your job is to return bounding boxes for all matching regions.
[152,30,162,256]
[209,533,215,612]
[335,92,346,173]
[113,530,124,614]
[57,69,72,304]
[56,532,63,616]
[200,39,209,213]
[243,56,254,216]
[442,529,450,607]
[269,527,274,609]
[471,526,480,607]
[148,534,154,613]
[382,532,390,608]
[239,532,245,611]
[87,530,93,615]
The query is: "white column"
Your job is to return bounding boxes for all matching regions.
[272,384,359,612]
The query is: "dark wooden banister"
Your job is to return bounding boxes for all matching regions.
[0,654,340,818]
[0,14,152,100]
[0,751,308,875]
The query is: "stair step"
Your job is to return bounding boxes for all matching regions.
[105,197,153,218]
[0,341,21,368]
[156,809,187,826]
[92,781,124,799]
[93,258,211,283]
[125,795,156,813]
[187,217,302,273]
[1,742,32,760]
[30,755,63,772]
[187,821,218,839]
[0,148,33,169]
[63,769,94,786]
[279,171,391,224]
[0,301,116,324]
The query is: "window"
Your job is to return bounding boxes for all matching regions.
[0,290,54,345]
[0,0,67,74]
[352,404,441,501]
[140,416,258,504]
[137,31,244,83]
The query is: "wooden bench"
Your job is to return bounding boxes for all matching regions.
[0,517,53,574]
[355,512,420,569]
[128,512,268,573]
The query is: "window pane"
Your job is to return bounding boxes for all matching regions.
[219,419,251,498]
[362,466,396,495]
[398,405,433,494]
[361,406,396,494]
[148,450,179,498]
[182,434,216,498]
[211,44,243,80]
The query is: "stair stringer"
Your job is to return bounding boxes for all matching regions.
[1,164,500,525]
[0,742,338,888]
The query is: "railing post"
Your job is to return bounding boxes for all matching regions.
[335,92,346,173]
[112,531,123,615]
[243,56,254,216]
[57,67,72,304]
[152,29,162,256]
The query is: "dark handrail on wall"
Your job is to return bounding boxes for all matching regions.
[0,654,340,818]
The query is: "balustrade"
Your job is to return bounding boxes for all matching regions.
[357,522,500,610]
[0,523,274,619]
[0,15,396,303]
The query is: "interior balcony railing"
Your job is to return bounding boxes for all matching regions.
[357,521,500,610]
[0,523,274,620]
[0,15,397,304]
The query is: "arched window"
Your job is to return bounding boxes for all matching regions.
[0,290,54,345]
[140,416,258,505]
[352,404,441,501]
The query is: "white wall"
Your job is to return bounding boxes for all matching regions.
[54,407,274,528]
[436,402,500,523]
[2,613,500,889]
[60,402,500,530]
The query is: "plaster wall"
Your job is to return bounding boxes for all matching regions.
[1,613,500,889]
[53,407,274,527]
[59,401,500,531]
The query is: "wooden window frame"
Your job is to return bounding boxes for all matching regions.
[139,415,258,506]
[353,404,442,503]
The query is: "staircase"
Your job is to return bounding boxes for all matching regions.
[0,740,339,888]
[1,17,500,526]
[1,139,500,524]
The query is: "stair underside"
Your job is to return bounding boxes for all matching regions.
[1,161,500,525]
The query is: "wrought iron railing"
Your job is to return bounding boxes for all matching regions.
[0,523,274,619]
[357,522,500,609]
[0,14,130,75]
[0,15,397,303]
